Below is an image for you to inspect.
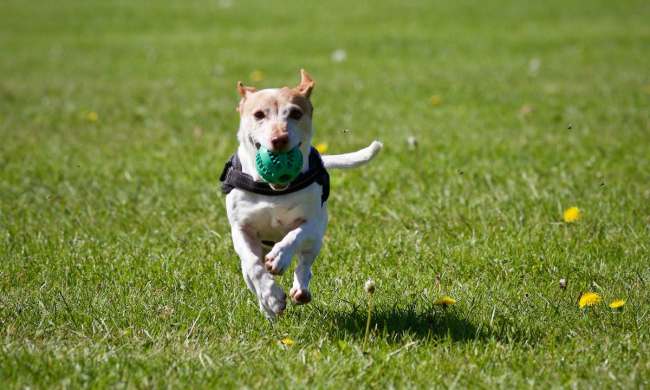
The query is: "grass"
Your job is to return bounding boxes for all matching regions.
[1,0,649,387]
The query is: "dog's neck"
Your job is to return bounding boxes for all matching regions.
[236,129,312,182]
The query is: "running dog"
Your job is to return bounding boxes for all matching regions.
[220,69,382,319]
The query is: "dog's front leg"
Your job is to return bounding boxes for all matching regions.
[231,226,286,319]
[264,219,315,275]
[264,218,326,304]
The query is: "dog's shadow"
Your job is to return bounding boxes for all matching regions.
[316,303,484,343]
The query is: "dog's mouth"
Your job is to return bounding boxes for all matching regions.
[269,183,289,191]
[251,137,302,152]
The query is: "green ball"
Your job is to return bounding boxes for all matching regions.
[255,146,303,185]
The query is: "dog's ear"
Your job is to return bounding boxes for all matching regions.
[296,69,315,98]
[237,81,256,98]
[236,81,256,112]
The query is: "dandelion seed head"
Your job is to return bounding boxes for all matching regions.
[406,136,418,150]
[528,57,541,76]
[364,279,375,294]
[331,49,347,63]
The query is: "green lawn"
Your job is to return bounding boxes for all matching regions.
[1,0,649,387]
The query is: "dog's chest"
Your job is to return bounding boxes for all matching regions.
[226,183,324,241]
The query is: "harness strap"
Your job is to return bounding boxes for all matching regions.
[220,147,329,204]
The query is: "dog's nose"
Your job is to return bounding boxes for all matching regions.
[271,133,289,150]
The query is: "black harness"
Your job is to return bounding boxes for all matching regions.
[219,147,330,205]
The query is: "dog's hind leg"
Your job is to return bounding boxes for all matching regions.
[231,226,286,319]
[289,240,322,305]
[288,215,327,305]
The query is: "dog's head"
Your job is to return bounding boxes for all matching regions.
[236,69,315,158]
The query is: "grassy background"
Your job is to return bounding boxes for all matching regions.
[1,0,649,387]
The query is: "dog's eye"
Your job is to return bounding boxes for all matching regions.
[289,108,303,120]
[254,110,265,120]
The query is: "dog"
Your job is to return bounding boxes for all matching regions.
[220,69,382,319]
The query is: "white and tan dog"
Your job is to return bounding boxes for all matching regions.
[222,70,382,319]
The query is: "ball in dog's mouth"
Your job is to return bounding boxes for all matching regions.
[254,142,303,190]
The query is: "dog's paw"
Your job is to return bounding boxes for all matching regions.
[259,283,287,319]
[264,245,293,275]
[289,287,312,305]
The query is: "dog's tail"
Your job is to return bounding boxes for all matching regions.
[321,140,383,169]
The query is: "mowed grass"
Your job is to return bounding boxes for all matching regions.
[1,0,649,387]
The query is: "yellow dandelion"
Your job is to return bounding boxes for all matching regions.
[430,95,442,107]
[279,337,295,346]
[86,111,98,123]
[578,292,601,308]
[434,296,456,307]
[315,142,328,154]
[609,299,625,309]
[563,206,581,223]
[250,69,264,82]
